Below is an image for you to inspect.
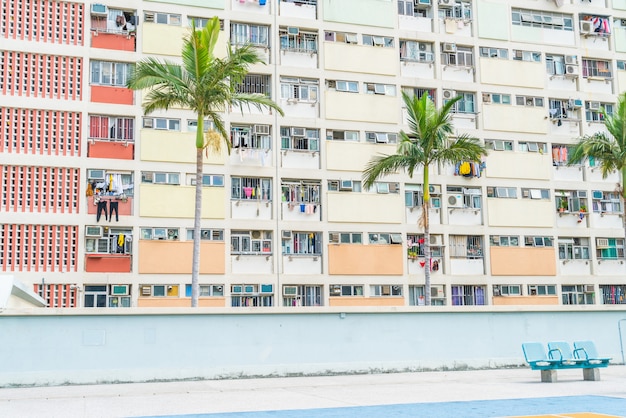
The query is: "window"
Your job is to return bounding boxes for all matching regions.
[326,130,359,141]
[585,102,613,122]
[364,83,396,96]
[90,61,133,86]
[548,99,570,120]
[521,188,550,200]
[327,80,359,93]
[618,61,626,71]
[365,132,398,144]
[562,285,595,305]
[528,284,556,296]
[438,1,472,20]
[145,11,180,25]
[328,180,362,192]
[362,34,394,48]
[329,232,363,244]
[87,170,134,196]
[231,284,273,307]
[579,15,611,36]
[482,93,511,105]
[231,177,271,200]
[184,284,224,297]
[493,285,521,296]
[370,285,403,296]
[188,174,224,187]
[446,92,475,113]
[281,180,321,203]
[600,285,626,305]
[84,285,131,308]
[187,119,215,133]
[479,47,508,59]
[449,235,483,258]
[451,285,485,306]
[489,236,519,246]
[518,141,547,153]
[555,190,586,212]
[402,87,436,102]
[231,125,271,150]
[231,230,272,254]
[558,238,590,260]
[552,145,576,166]
[407,234,444,257]
[486,187,517,199]
[141,171,180,185]
[441,45,474,67]
[283,285,322,306]
[280,77,319,103]
[185,229,224,241]
[143,117,180,131]
[85,227,132,254]
[91,8,137,34]
[140,285,179,297]
[188,17,224,30]
[235,74,271,96]
[324,31,358,44]
[368,233,402,245]
[230,22,269,47]
[446,186,481,208]
[89,115,134,141]
[400,40,434,63]
[592,191,621,214]
[515,96,544,107]
[512,50,541,62]
[281,127,320,152]
[581,59,612,79]
[408,285,446,306]
[282,231,321,255]
[140,227,180,241]
[330,284,363,296]
[596,238,625,260]
[511,8,573,31]
[523,236,554,247]
[485,139,513,151]
[546,54,566,75]
[398,0,430,18]
[279,28,317,53]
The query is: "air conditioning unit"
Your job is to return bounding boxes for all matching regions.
[596,238,610,248]
[144,12,155,23]
[569,98,583,109]
[442,89,456,100]
[430,235,443,246]
[565,55,578,65]
[282,230,292,239]
[339,180,353,191]
[584,284,595,293]
[329,232,340,243]
[201,230,211,239]
[87,169,105,180]
[91,4,108,15]
[291,127,306,137]
[143,118,154,128]
[283,285,298,296]
[589,101,601,111]
[254,124,270,135]
[417,0,431,5]
[592,190,603,199]
[447,194,464,208]
[330,285,341,296]
[85,226,103,237]
[419,43,427,51]
[110,284,130,296]
[431,285,444,298]
[492,285,501,296]
[442,42,456,53]
[260,284,273,294]
[231,285,243,294]
[565,65,579,76]
[621,19,626,27]
[251,230,261,239]
[439,0,452,6]
[482,93,492,103]
[429,184,441,194]
[287,26,299,35]
[167,228,179,240]
[580,20,593,34]
[141,286,152,296]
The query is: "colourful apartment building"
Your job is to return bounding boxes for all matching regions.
[2,0,626,309]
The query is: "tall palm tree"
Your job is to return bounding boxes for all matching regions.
[569,92,626,250]
[363,92,486,305]
[127,17,283,307]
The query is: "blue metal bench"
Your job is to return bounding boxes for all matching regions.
[522,341,610,382]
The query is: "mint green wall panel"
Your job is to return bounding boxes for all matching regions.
[615,0,626,10]
[144,0,225,9]
[476,0,508,40]
[323,0,394,28]
[616,28,626,53]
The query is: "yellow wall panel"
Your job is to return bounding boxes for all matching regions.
[141,130,226,164]
[326,141,397,172]
[139,184,225,218]
[486,152,552,180]
[328,244,403,275]
[492,296,559,305]
[325,91,398,123]
[490,247,556,276]
[142,23,185,56]
[479,59,544,88]
[482,105,548,134]
[329,297,404,307]
[327,193,403,223]
[324,42,398,75]
[138,241,225,274]
[487,199,554,227]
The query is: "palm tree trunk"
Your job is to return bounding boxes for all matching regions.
[622,170,626,281]
[191,118,204,307]
[423,167,431,306]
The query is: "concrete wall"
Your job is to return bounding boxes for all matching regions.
[1,309,625,387]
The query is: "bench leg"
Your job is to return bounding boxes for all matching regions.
[583,368,601,381]
[541,370,557,383]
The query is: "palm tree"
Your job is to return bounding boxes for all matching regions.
[127,17,283,307]
[363,92,486,305]
[569,92,626,249]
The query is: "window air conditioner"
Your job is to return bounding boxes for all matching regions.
[329,232,340,243]
[144,12,155,23]
[621,19,626,27]
[565,65,579,76]
[251,230,262,239]
[442,89,456,100]
[584,285,595,293]
[110,284,130,296]
[254,124,270,135]
[569,98,583,109]
[417,0,431,5]
[167,229,179,240]
[231,285,243,294]
[87,169,105,180]
[142,118,154,128]
[589,102,601,111]
[492,285,501,296]
[141,286,152,296]
[283,285,298,296]
[431,285,444,298]
[339,180,353,191]
[565,55,578,65]
[330,285,341,296]
[439,0,452,6]
[447,194,464,208]
[86,226,103,237]
[91,4,108,15]
[260,284,273,294]
[592,190,604,199]
[429,185,441,194]
[282,230,293,239]
[287,26,299,35]
[430,235,443,246]
[442,42,456,53]
[291,127,306,137]
[580,20,593,34]
[596,238,609,248]
[201,230,211,239]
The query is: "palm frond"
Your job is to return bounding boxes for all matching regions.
[362,153,416,189]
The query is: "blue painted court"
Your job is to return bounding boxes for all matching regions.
[139,395,626,418]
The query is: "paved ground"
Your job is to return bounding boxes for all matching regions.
[1,366,626,418]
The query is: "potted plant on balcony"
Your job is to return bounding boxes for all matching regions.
[407,248,419,260]
[559,197,568,212]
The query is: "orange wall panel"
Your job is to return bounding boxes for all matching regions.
[137,298,226,308]
[490,247,556,276]
[91,85,134,105]
[88,140,134,160]
[85,254,132,273]
[328,245,403,275]
[87,196,133,216]
[329,297,405,307]
[91,32,136,51]
[138,241,225,274]
[492,296,560,306]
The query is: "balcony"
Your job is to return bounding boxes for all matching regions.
[85,253,132,273]
[87,139,134,160]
